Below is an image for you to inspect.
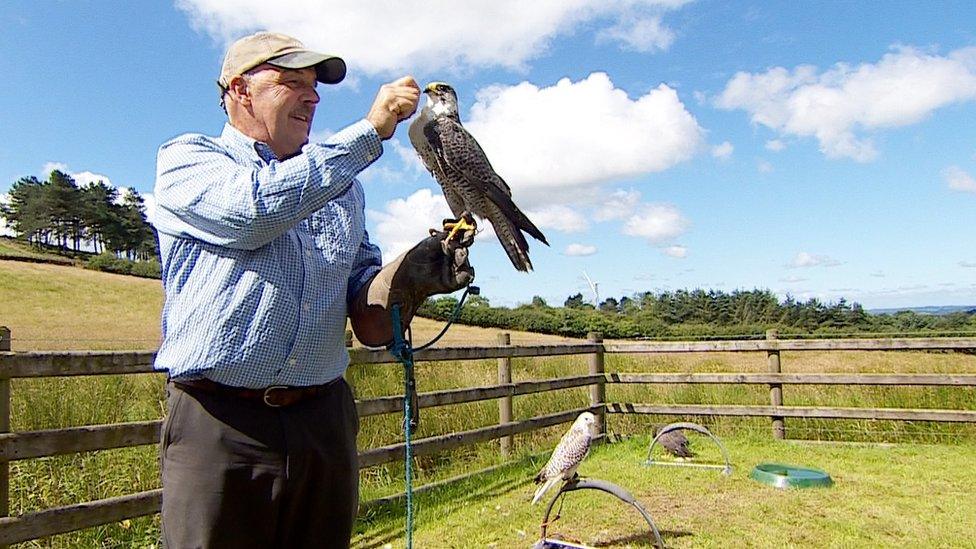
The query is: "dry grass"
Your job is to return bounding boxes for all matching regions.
[1,260,163,351]
[1,259,572,352]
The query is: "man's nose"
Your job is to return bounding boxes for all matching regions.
[305,87,320,105]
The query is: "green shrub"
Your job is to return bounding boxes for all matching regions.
[130,258,161,279]
[86,252,130,275]
[85,253,161,279]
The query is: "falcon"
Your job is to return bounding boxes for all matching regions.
[531,412,596,504]
[656,427,694,460]
[409,82,548,272]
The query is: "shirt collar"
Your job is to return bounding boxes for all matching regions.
[220,123,279,163]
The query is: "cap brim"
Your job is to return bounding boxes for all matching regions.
[269,51,346,84]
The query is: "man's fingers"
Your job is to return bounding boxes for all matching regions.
[366,76,421,139]
[392,75,420,90]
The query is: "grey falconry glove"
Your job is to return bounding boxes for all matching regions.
[365,220,476,323]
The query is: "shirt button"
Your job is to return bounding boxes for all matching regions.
[302,303,311,312]
[305,249,313,258]
[288,358,297,366]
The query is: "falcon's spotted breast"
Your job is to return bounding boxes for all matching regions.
[408,82,548,272]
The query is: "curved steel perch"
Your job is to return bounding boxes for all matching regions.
[537,477,665,549]
[645,421,732,476]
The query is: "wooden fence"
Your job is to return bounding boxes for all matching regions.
[0,328,974,545]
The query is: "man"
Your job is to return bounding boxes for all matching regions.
[152,32,474,548]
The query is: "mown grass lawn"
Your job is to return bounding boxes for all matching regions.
[354,434,976,548]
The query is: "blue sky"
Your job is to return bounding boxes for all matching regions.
[2,1,974,309]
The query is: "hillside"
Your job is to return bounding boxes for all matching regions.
[868,305,976,315]
[0,259,571,352]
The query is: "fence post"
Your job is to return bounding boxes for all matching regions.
[766,329,785,439]
[0,326,10,541]
[497,332,513,458]
[587,332,606,439]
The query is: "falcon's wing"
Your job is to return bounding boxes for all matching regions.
[424,117,548,271]
[409,112,467,218]
[660,431,694,458]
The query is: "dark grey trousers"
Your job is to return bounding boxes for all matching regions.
[160,378,360,549]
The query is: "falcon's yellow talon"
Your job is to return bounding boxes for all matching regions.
[442,214,477,242]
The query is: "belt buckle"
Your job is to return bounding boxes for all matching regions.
[262,385,289,407]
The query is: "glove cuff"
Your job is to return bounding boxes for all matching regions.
[364,248,423,315]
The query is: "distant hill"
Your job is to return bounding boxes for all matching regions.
[868,305,976,316]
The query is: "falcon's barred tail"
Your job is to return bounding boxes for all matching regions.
[531,475,563,505]
[513,207,547,246]
[490,203,535,272]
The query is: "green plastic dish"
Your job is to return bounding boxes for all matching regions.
[750,463,833,489]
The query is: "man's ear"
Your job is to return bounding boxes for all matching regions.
[227,75,250,107]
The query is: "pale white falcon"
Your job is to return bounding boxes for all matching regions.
[408,82,549,272]
[531,412,596,505]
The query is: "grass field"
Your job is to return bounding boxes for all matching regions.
[3,259,976,547]
[354,435,976,548]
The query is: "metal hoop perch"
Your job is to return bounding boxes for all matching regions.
[645,421,733,476]
[535,477,665,549]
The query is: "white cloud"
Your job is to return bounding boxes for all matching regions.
[525,205,588,233]
[41,161,69,176]
[177,0,690,76]
[368,188,454,259]
[662,245,687,258]
[787,251,842,268]
[944,166,976,192]
[622,203,689,244]
[765,139,785,152]
[716,46,976,161]
[758,160,773,173]
[358,164,410,185]
[466,72,704,205]
[711,141,733,159]
[40,162,152,220]
[564,243,598,256]
[0,194,13,237]
[779,275,807,283]
[142,194,157,225]
[42,162,114,188]
[595,14,675,53]
[960,261,976,268]
[870,270,886,278]
[593,189,641,221]
[391,138,428,175]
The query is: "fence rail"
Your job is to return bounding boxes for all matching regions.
[0,329,973,545]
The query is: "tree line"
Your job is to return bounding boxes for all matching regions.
[1,170,156,260]
[421,288,976,339]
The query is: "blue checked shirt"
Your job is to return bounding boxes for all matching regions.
[152,120,384,388]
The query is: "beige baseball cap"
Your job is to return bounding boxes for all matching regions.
[218,31,346,91]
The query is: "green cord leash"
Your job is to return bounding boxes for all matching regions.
[388,285,477,549]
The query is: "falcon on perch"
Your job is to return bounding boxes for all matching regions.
[409,82,548,272]
[656,426,695,460]
[532,412,596,504]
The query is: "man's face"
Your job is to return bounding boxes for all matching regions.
[243,65,320,158]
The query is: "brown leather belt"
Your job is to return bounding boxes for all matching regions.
[173,378,332,408]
